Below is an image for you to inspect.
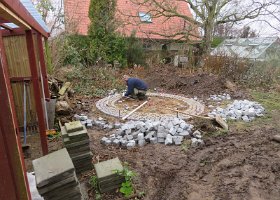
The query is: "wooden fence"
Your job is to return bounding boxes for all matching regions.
[3,34,43,133]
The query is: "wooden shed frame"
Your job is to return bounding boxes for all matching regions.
[0,0,50,199]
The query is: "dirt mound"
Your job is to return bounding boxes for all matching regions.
[126,65,228,98]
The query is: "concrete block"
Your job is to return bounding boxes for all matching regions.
[157,138,165,143]
[137,133,144,140]
[169,127,177,136]
[86,122,93,127]
[193,130,201,137]
[158,125,165,133]
[112,139,120,146]
[180,122,188,129]
[125,129,132,135]
[165,134,173,145]
[177,128,183,133]
[80,115,88,121]
[150,137,158,144]
[104,139,112,145]
[157,132,167,138]
[173,136,183,145]
[179,131,190,138]
[114,123,122,129]
[138,139,146,147]
[127,135,133,140]
[127,141,136,149]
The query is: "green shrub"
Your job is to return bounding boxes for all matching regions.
[127,32,146,67]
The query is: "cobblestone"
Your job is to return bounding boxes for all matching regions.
[96,92,205,121]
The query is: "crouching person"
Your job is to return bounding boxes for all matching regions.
[123,75,148,100]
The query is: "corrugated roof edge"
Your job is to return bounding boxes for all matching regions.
[1,0,49,37]
[20,0,49,33]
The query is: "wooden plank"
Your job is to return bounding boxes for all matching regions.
[58,82,71,96]
[122,101,148,120]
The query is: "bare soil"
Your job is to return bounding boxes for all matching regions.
[115,96,189,115]
[87,111,280,200]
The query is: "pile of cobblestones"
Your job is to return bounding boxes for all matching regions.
[100,118,204,148]
[208,93,231,101]
[208,100,265,122]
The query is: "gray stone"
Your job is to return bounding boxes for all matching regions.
[150,137,158,144]
[112,139,120,146]
[173,136,183,145]
[180,122,188,129]
[120,139,128,147]
[138,139,146,147]
[104,139,112,145]
[137,133,144,140]
[101,137,108,144]
[86,123,93,128]
[177,128,183,133]
[179,131,190,138]
[157,132,167,138]
[165,134,173,145]
[127,141,136,149]
[80,115,88,121]
[127,135,133,140]
[242,116,250,122]
[114,123,122,129]
[158,125,165,132]
[169,127,177,136]
[125,129,132,135]
[157,138,165,143]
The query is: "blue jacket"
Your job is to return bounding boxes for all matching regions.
[125,78,148,96]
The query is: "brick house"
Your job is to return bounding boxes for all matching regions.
[64,0,199,52]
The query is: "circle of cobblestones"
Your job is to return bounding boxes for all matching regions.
[96,93,205,121]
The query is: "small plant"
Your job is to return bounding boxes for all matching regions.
[115,163,137,197]
[89,175,101,200]
[181,140,191,152]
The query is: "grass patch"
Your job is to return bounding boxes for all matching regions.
[227,90,280,131]
[250,90,280,112]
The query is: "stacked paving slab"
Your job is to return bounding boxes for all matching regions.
[94,157,125,193]
[32,148,82,200]
[62,121,93,174]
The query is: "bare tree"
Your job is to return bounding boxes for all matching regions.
[127,0,276,54]
[32,0,64,36]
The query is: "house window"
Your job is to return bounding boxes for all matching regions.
[139,12,152,23]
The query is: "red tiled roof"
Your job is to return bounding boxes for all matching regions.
[64,0,199,40]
